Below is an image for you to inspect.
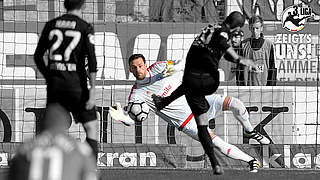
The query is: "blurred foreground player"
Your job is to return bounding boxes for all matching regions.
[152,11,260,175]
[9,104,96,180]
[34,0,98,158]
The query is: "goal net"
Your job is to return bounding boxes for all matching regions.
[0,0,319,169]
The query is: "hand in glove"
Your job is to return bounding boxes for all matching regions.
[109,103,134,126]
[163,67,175,77]
[163,60,183,77]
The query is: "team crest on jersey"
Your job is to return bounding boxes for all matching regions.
[281,4,313,32]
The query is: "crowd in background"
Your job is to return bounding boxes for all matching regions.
[149,0,224,23]
[1,0,320,23]
[224,15,277,86]
[0,0,226,23]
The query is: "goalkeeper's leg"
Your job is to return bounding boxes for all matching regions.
[210,133,261,172]
[182,123,260,172]
[224,96,270,145]
[211,133,253,162]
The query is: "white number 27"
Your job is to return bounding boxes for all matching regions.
[48,29,81,61]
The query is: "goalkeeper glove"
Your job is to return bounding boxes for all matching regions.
[108,103,134,126]
[163,67,175,77]
[163,60,183,77]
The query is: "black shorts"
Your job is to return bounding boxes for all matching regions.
[47,88,97,124]
[183,72,219,116]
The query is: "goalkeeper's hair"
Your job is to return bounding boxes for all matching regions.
[64,0,85,11]
[128,54,146,64]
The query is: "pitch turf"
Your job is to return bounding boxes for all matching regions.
[100,168,320,180]
[1,168,319,180]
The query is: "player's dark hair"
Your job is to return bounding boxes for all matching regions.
[128,54,146,64]
[224,11,245,29]
[249,15,264,26]
[64,0,85,11]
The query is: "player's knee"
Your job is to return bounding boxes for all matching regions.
[229,97,249,120]
[229,98,243,112]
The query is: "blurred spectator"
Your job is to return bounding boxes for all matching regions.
[193,0,218,23]
[231,30,245,86]
[241,16,277,86]
[149,0,174,22]
[231,29,244,50]
[221,29,245,85]
[172,0,219,23]
[172,0,194,22]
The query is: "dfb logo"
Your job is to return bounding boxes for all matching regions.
[281,4,313,32]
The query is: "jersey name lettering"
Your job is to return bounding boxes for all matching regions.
[55,20,76,29]
[50,62,77,71]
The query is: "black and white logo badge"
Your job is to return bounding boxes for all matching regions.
[281,4,313,32]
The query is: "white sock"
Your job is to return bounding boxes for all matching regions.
[212,135,254,163]
[228,97,254,132]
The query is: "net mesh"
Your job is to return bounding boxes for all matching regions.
[0,0,319,170]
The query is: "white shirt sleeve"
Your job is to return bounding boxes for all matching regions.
[148,61,168,74]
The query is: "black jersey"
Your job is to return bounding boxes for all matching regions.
[185,24,232,75]
[34,14,97,91]
[9,131,96,180]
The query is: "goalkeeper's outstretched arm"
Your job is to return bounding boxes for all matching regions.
[108,103,135,126]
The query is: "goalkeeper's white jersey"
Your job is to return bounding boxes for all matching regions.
[128,61,225,134]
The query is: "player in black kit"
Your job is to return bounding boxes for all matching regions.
[152,11,260,174]
[34,0,98,159]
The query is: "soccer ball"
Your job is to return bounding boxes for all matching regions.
[128,100,150,122]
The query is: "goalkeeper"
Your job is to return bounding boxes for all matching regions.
[109,54,269,173]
